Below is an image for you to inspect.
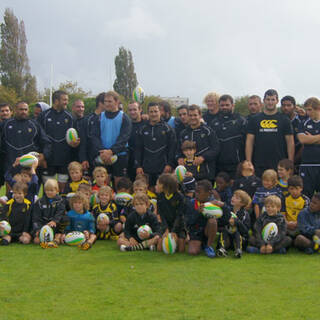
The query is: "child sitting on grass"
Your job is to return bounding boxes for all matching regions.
[32,179,68,247]
[66,192,96,250]
[0,182,31,246]
[247,195,292,254]
[118,192,160,251]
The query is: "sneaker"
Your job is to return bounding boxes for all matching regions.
[313,235,320,245]
[204,246,216,258]
[80,241,92,250]
[217,247,228,257]
[234,249,242,258]
[304,247,314,255]
[110,235,119,241]
[246,246,260,254]
[149,245,156,251]
[120,245,127,252]
[277,248,286,254]
[0,238,9,246]
[40,242,49,249]
[47,241,58,248]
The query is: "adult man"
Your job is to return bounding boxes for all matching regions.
[202,92,220,125]
[159,101,175,128]
[211,95,246,178]
[71,99,85,162]
[127,101,146,181]
[247,95,263,121]
[174,105,189,140]
[246,89,294,177]
[38,90,77,192]
[1,101,51,172]
[177,104,220,181]
[33,102,50,119]
[91,91,132,187]
[297,97,320,198]
[0,103,12,121]
[135,102,176,187]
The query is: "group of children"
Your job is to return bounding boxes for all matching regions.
[0,154,320,258]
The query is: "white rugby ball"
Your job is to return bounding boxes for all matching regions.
[97,213,110,224]
[132,85,145,104]
[28,151,40,158]
[65,231,86,246]
[19,154,38,167]
[95,154,118,165]
[66,128,79,145]
[262,222,278,242]
[114,192,133,206]
[162,233,177,254]
[175,165,187,183]
[39,225,54,243]
[137,225,152,240]
[202,202,223,218]
[0,220,11,236]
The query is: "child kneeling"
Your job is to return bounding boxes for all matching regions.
[118,192,160,251]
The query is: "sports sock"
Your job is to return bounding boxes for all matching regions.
[126,243,145,251]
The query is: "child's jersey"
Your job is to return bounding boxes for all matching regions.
[32,195,66,231]
[297,207,320,238]
[232,175,261,198]
[215,186,233,206]
[66,210,95,234]
[92,201,120,226]
[277,179,289,198]
[284,194,309,222]
[0,198,31,236]
[64,179,89,195]
[183,158,209,181]
[252,186,282,209]
[223,205,251,238]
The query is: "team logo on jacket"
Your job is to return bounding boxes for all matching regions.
[28,128,32,132]
[259,120,278,132]
[201,134,205,138]
[65,118,69,123]
[162,131,166,135]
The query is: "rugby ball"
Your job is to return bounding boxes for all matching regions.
[90,193,99,207]
[97,213,110,224]
[111,155,118,164]
[162,233,177,254]
[0,220,11,236]
[114,192,133,206]
[202,202,223,218]
[28,151,40,158]
[95,154,118,165]
[175,165,187,183]
[137,225,152,240]
[65,231,86,246]
[262,222,278,242]
[132,85,145,104]
[150,199,157,207]
[66,128,79,145]
[39,225,54,243]
[19,154,38,167]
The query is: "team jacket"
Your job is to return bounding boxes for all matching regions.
[297,208,320,238]
[66,210,95,234]
[31,195,66,231]
[37,108,74,166]
[1,117,51,170]
[210,112,246,166]
[183,158,209,181]
[254,212,287,247]
[0,198,31,236]
[90,110,132,157]
[232,175,261,198]
[134,120,177,173]
[92,201,121,227]
[124,209,160,241]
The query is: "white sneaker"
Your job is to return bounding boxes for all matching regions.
[120,245,127,252]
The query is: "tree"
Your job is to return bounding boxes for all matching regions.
[0,85,18,107]
[0,8,37,102]
[234,95,250,116]
[113,47,138,100]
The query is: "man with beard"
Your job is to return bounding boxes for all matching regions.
[174,105,189,140]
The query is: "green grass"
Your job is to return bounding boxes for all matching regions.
[1,242,320,320]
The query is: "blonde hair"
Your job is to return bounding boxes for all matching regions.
[98,185,113,197]
[133,179,147,191]
[93,166,108,179]
[69,192,89,211]
[68,161,83,173]
[262,169,278,187]
[233,190,252,208]
[133,192,150,205]
[264,195,281,209]
[203,92,220,105]
[44,179,59,192]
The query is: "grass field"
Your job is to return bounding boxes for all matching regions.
[1,241,320,320]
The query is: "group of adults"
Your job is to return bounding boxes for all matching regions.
[0,88,319,198]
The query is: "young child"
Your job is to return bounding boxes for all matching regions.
[135,173,157,201]
[66,192,96,250]
[185,179,220,258]
[217,190,251,258]
[0,182,32,245]
[91,166,109,193]
[232,160,261,199]
[156,173,186,253]
[64,161,89,195]
[133,179,157,214]
[283,175,309,238]
[215,172,233,206]
[92,186,122,240]
[295,193,320,254]
[114,177,133,222]
[277,159,294,198]
[32,179,68,247]
[181,140,209,180]
[247,195,292,254]
[252,169,282,218]
[118,192,160,251]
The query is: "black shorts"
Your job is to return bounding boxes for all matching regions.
[106,154,128,178]
[189,227,206,242]
[42,165,68,176]
[146,173,161,187]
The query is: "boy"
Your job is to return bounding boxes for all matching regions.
[133,179,157,213]
[92,166,109,192]
[247,195,292,254]
[277,159,294,198]
[295,193,320,254]
[32,179,68,247]
[283,175,309,237]
[64,161,89,196]
[215,171,233,206]
[217,190,251,258]
[0,182,32,245]
[118,192,160,251]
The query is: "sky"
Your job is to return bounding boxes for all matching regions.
[1,0,320,105]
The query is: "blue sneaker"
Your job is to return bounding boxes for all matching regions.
[304,247,314,255]
[246,246,260,254]
[277,248,287,254]
[204,246,216,258]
